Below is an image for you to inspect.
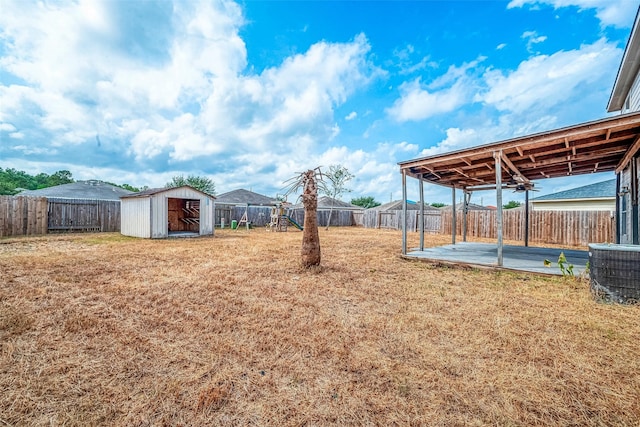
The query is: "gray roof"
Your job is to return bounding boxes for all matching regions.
[372,200,439,211]
[533,179,616,201]
[121,185,214,199]
[18,180,133,200]
[216,188,277,206]
[439,203,491,211]
[292,196,362,210]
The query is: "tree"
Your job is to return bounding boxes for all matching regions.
[503,200,522,209]
[119,183,141,192]
[0,168,74,195]
[351,196,380,209]
[166,175,215,195]
[284,168,324,268]
[430,202,446,208]
[322,164,354,229]
[48,170,74,186]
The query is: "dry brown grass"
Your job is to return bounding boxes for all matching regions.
[1,228,639,426]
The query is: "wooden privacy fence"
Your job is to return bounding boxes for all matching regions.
[0,196,48,237]
[439,209,615,247]
[47,198,121,233]
[287,209,357,228]
[362,209,441,232]
[0,196,122,237]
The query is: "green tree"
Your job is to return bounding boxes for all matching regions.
[503,200,522,209]
[322,164,354,229]
[48,170,74,186]
[0,168,74,194]
[351,196,381,209]
[119,183,140,192]
[166,175,216,195]
[430,202,446,208]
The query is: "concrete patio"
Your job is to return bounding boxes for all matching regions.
[404,242,589,276]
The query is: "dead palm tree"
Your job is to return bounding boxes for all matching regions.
[284,168,325,268]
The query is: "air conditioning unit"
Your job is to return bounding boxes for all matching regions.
[589,243,640,304]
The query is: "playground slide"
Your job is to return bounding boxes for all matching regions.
[284,215,303,230]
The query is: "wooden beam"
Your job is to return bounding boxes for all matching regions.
[606,128,611,140]
[425,166,441,179]
[453,168,470,178]
[501,152,531,183]
[516,146,524,157]
[615,134,640,173]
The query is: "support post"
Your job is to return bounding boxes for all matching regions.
[402,170,407,255]
[462,190,471,242]
[494,151,504,266]
[524,190,529,247]
[451,187,456,244]
[419,176,424,250]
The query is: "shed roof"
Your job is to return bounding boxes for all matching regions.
[19,180,133,200]
[216,188,277,206]
[399,112,640,190]
[533,179,616,202]
[121,185,214,199]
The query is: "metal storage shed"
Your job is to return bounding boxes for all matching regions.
[120,186,215,238]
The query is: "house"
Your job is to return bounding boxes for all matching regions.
[531,179,616,212]
[373,200,440,211]
[215,188,277,206]
[18,180,133,200]
[438,202,491,211]
[607,9,640,245]
[120,186,215,238]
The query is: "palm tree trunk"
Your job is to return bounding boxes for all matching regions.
[301,170,321,267]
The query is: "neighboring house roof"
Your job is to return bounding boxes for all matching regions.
[372,200,439,211]
[19,180,133,200]
[533,179,616,202]
[608,7,640,112]
[216,188,277,206]
[291,196,362,210]
[439,203,491,211]
[121,185,215,199]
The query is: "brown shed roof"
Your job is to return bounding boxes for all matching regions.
[399,112,640,190]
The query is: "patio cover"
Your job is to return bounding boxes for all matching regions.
[398,111,640,265]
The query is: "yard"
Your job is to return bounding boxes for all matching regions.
[1,228,639,426]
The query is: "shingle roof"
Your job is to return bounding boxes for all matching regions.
[533,179,616,201]
[120,185,215,199]
[18,180,133,200]
[216,188,277,206]
[372,200,439,211]
[291,196,362,210]
[438,203,491,211]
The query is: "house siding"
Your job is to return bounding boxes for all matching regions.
[121,197,151,238]
[624,73,640,113]
[531,199,615,211]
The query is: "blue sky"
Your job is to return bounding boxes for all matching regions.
[0,0,638,205]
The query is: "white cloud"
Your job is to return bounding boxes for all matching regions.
[507,0,638,28]
[345,111,357,120]
[386,78,469,122]
[522,30,548,52]
[0,1,381,170]
[386,58,486,122]
[478,38,619,114]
